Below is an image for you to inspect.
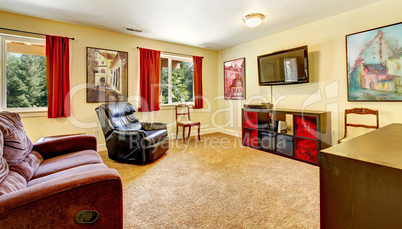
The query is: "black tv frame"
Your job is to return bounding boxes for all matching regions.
[257,45,309,86]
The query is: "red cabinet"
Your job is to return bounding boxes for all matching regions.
[243,111,257,129]
[242,108,331,165]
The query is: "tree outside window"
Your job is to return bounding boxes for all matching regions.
[161,55,193,105]
[1,36,47,110]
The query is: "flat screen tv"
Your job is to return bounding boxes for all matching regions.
[257,45,309,86]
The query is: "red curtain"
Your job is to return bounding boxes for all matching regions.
[139,48,161,112]
[46,35,71,118]
[193,56,203,109]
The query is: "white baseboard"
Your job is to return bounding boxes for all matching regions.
[217,129,242,137]
[98,144,107,152]
[97,128,241,150]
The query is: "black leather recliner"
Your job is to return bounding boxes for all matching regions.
[95,102,169,164]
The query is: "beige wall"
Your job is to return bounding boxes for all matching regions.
[0,11,219,146]
[219,0,402,144]
[2,0,402,147]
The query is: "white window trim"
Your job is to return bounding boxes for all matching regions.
[0,33,47,113]
[160,54,194,106]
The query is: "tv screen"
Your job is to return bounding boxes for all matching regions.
[258,45,309,86]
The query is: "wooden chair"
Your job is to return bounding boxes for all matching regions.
[175,104,201,144]
[337,108,379,144]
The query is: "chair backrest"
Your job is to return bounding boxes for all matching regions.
[337,108,379,144]
[175,104,191,122]
[95,102,141,138]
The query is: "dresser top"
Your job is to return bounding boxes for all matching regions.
[321,123,402,170]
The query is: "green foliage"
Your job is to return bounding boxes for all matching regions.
[161,60,193,104]
[6,53,47,108]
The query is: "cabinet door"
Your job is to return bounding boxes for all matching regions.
[294,138,318,164]
[260,131,276,151]
[243,128,258,147]
[294,115,317,139]
[276,134,294,157]
[243,111,257,129]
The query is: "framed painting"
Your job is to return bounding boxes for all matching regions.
[346,22,402,101]
[224,57,246,99]
[86,47,128,103]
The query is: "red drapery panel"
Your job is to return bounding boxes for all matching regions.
[46,35,71,118]
[193,56,203,109]
[139,48,161,112]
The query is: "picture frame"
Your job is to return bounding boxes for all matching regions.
[224,57,246,100]
[346,22,402,101]
[86,47,128,103]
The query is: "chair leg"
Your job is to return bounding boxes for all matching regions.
[188,126,191,138]
[182,126,186,144]
[176,125,178,139]
[198,125,201,141]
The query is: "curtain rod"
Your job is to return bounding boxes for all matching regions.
[136,46,203,58]
[0,27,75,40]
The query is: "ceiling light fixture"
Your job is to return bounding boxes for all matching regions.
[242,13,265,28]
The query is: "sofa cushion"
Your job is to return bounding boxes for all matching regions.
[0,171,27,195]
[144,129,168,146]
[27,164,109,187]
[9,150,43,181]
[32,150,103,179]
[0,132,9,184]
[0,157,8,184]
[0,111,33,166]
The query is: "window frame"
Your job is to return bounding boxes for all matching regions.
[0,33,47,112]
[160,54,194,106]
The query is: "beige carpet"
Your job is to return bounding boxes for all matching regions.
[99,133,319,228]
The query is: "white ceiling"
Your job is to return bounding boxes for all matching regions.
[0,0,383,50]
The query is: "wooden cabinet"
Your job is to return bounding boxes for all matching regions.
[242,108,331,165]
[320,123,402,228]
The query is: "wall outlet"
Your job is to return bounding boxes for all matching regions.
[94,129,99,136]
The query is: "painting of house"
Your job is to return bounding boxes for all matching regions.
[224,58,245,99]
[86,47,128,102]
[347,22,402,101]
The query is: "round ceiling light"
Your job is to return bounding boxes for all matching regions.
[242,13,265,28]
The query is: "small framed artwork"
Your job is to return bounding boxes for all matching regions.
[86,47,128,103]
[224,57,246,99]
[346,22,402,101]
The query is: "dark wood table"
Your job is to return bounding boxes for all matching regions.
[320,123,402,228]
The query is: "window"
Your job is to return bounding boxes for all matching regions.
[0,34,47,111]
[161,54,193,105]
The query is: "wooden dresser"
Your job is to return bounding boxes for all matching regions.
[320,123,402,228]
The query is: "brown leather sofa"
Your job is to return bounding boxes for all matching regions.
[0,112,122,228]
[96,102,169,165]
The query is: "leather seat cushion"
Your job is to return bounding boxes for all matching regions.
[28,164,109,187]
[144,129,168,146]
[115,121,142,131]
[32,150,103,179]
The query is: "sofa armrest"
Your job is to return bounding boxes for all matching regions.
[141,122,167,130]
[33,135,97,160]
[0,169,122,228]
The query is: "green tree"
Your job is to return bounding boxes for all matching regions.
[161,60,193,104]
[6,53,47,108]
[161,66,169,104]
[172,61,193,103]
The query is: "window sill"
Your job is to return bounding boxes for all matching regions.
[2,108,48,118]
[160,103,194,110]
